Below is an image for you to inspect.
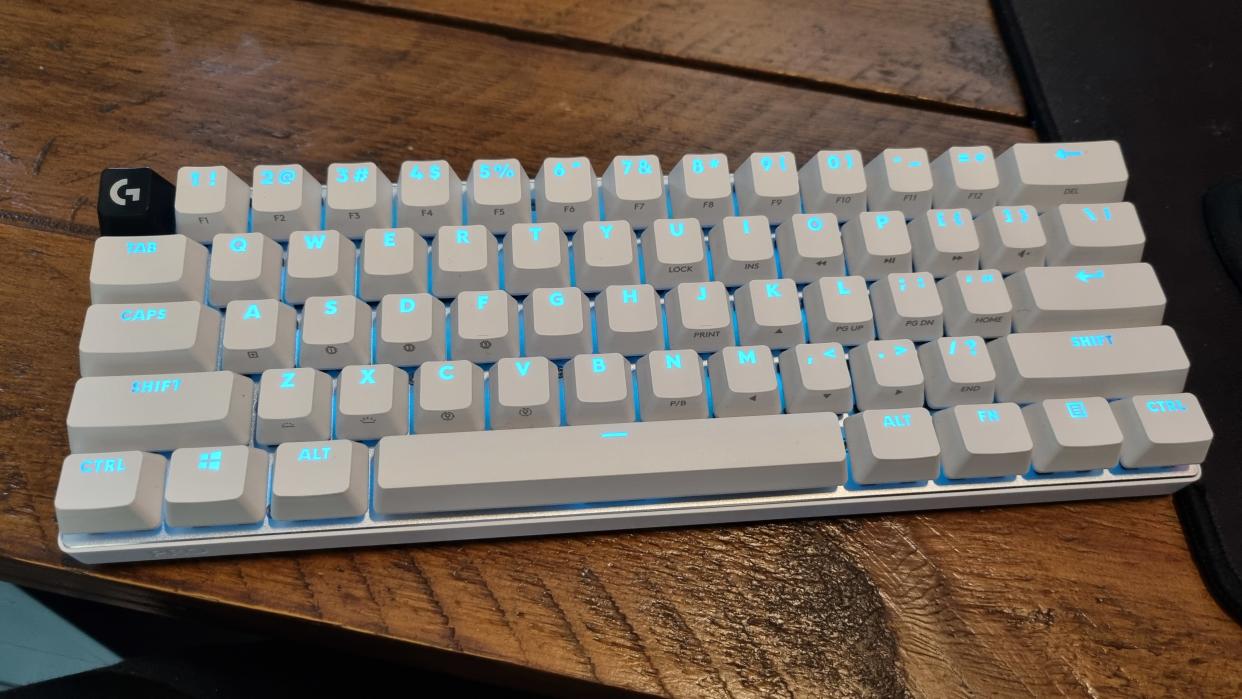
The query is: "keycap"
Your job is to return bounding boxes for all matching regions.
[90,234,207,304]
[1023,397,1123,473]
[664,281,734,352]
[208,232,283,306]
[909,208,981,277]
[778,343,852,414]
[602,155,666,230]
[931,146,999,215]
[849,340,923,410]
[802,276,875,346]
[326,162,392,238]
[55,451,166,533]
[709,215,777,285]
[222,299,298,374]
[636,349,710,421]
[799,149,867,220]
[257,368,333,444]
[996,141,1128,211]
[1007,262,1165,332]
[574,221,640,292]
[398,160,462,235]
[523,287,593,359]
[97,167,175,237]
[489,356,560,429]
[67,371,253,453]
[865,148,934,218]
[450,290,520,364]
[871,272,943,341]
[271,440,369,520]
[642,218,709,289]
[467,159,532,232]
[842,211,912,280]
[976,205,1047,273]
[595,284,664,356]
[918,337,996,408]
[432,225,499,296]
[164,446,269,527]
[668,153,733,227]
[534,157,598,231]
[844,408,940,484]
[734,152,800,223]
[285,230,356,305]
[299,296,371,370]
[504,223,570,294]
[251,164,322,241]
[563,353,635,425]
[733,279,804,348]
[413,361,485,433]
[939,269,1012,338]
[934,403,1032,479]
[1042,202,1145,265]
[372,413,847,514]
[79,301,220,377]
[174,166,250,242]
[1111,393,1213,468]
[707,346,781,417]
[990,326,1189,402]
[375,293,447,366]
[336,364,410,441]
[775,213,845,282]
[360,228,429,301]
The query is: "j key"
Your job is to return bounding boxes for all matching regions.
[504,223,570,295]
[55,451,166,534]
[360,228,429,301]
[778,343,853,414]
[257,368,333,444]
[844,408,940,484]
[602,155,666,230]
[67,371,253,453]
[326,162,392,238]
[707,346,781,417]
[931,146,999,215]
[1023,397,1122,473]
[564,353,635,425]
[996,141,1128,211]
[865,148,934,218]
[90,234,207,304]
[398,160,463,235]
[990,326,1189,403]
[523,287,593,359]
[375,293,447,366]
[595,284,664,356]
[1007,262,1165,332]
[285,230,356,305]
[251,164,321,241]
[574,221,640,292]
[803,276,874,346]
[271,440,369,521]
[934,402,1032,479]
[734,152,800,224]
[636,349,710,421]
[776,213,845,282]
[209,233,283,306]
[467,159,532,232]
[849,339,923,410]
[336,364,410,441]
[939,269,1012,338]
[413,361,486,433]
[97,167,175,237]
[1042,202,1145,265]
[909,208,981,277]
[534,157,598,232]
[918,336,996,408]
[799,149,867,220]
[1112,393,1213,468]
[664,281,734,352]
[80,301,220,377]
[842,211,912,280]
[299,296,371,370]
[164,446,269,527]
[489,356,560,429]
[733,279,804,349]
[642,218,709,289]
[976,205,1046,273]
[451,290,520,364]
[668,153,733,228]
[432,225,499,296]
[871,272,943,342]
[221,299,297,374]
[174,166,250,242]
[710,215,777,285]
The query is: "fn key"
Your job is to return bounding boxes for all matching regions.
[97,167,177,236]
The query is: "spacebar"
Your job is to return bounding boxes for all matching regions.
[374,414,848,514]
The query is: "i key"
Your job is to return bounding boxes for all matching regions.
[251,164,322,241]
[710,215,777,285]
[174,166,250,243]
[326,162,392,238]
[467,158,532,232]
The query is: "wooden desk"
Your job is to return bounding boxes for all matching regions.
[1,0,1239,695]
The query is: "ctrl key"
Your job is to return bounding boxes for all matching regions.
[271,440,369,521]
[55,451,166,534]
[1112,393,1213,468]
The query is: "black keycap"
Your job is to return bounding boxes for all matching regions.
[97,167,176,236]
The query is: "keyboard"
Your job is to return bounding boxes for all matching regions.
[58,142,1214,563]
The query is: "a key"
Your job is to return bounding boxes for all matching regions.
[664,282,734,352]
[642,218,709,289]
[976,205,1047,273]
[67,371,253,453]
[909,208,981,276]
[709,215,777,285]
[450,290,520,364]
[802,276,875,346]
[733,279,804,348]
[996,140,1128,211]
[602,155,666,230]
[1023,397,1123,473]
[931,146,999,215]
[842,211,912,280]
[285,230,356,305]
[208,232,283,306]
[849,339,923,410]
[574,220,640,292]
[489,356,560,429]
[636,349,709,421]
[865,148,934,218]
[90,234,207,304]
[467,158,532,232]
[707,346,781,417]
[97,167,176,237]
[336,364,410,441]
[375,293,447,366]
[1111,393,1213,468]
[775,213,845,282]
[1007,262,1165,332]
[1042,202,1145,265]
[504,223,570,295]
[523,287,593,359]
[222,299,298,374]
[563,353,636,425]
[918,336,996,408]
[871,272,943,341]
[596,284,664,356]
[251,164,322,241]
[54,451,166,533]
[164,446,269,527]
[534,157,598,232]
[413,361,486,433]
[271,440,369,520]
[734,152,800,224]
[257,367,334,445]
[939,269,1012,338]
[174,166,250,242]
[934,403,1032,479]
[299,296,371,370]
[398,160,463,235]
[668,153,733,228]
[326,162,392,238]
[844,408,940,484]
[360,228,429,301]
[431,225,499,296]
[799,149,867,220]
[80,301,220,377]
[778,343,853,414]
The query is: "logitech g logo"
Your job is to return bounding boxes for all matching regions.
[109,178,142,206]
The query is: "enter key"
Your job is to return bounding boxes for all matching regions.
[1007,262,1166,332]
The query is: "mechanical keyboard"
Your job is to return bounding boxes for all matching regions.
[58,142,1214,563]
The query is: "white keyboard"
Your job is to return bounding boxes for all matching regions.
[59,142,1214,563]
